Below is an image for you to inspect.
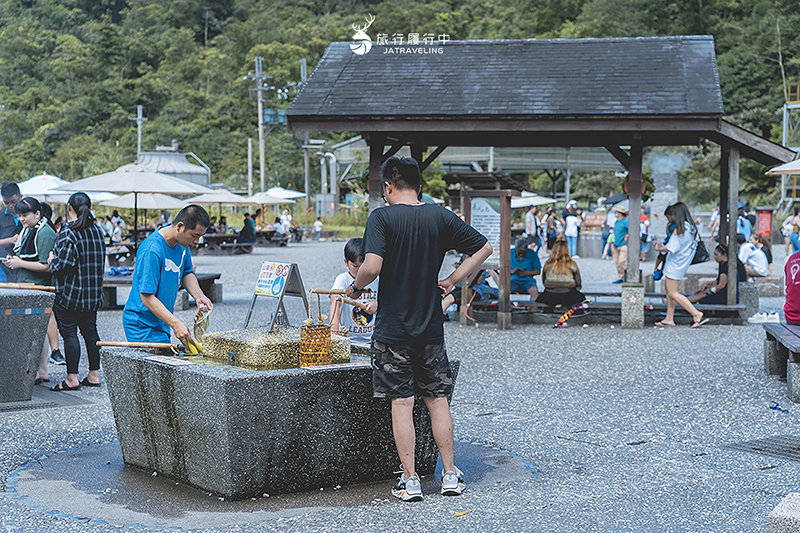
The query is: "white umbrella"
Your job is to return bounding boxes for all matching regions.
[510,192,557,209]
[185,190,257,217]
[101,193,188,210]
[246,192,295,205]
[18,173,117,204]
[53,163,214,244]
[266,186,305,199]
[766,159,800,175]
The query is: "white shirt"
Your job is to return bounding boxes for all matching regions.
[280,213,292,227]
[313,220,323,232]
[738,243,769,276]
[331,272,379,348]
[663,222,697,280]
[564,215,579,237]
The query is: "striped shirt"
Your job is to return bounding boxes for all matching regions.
[49,222,106,312]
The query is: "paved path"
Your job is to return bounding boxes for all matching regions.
[1,241,796,532]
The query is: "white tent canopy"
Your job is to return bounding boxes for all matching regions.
[246,192,295,205]
[510,192,557,209]
[53,163,214,195]
[185,190,256,206]
[266,186,305,199]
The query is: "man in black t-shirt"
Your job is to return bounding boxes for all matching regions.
[347,157,492,502]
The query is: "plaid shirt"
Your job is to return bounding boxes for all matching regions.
[50,222,106,312]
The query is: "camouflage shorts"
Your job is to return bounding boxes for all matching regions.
[370,339,453,398]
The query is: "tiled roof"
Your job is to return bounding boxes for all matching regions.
[288,36,723,119]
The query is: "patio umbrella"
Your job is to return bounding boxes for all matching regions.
[266,186,306,199]
[101,193,189,235]
[510,192,556,209]
[53,162,213,245]
[602,192,628,205]
[184,190,257,217]
[245,192,295,205]
[18,173,118,204]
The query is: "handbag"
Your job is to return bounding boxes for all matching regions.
[691,236,709,264]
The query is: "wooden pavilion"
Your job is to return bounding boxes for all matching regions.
[288,36,794,318]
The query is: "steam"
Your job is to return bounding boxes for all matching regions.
[644,151,691,173]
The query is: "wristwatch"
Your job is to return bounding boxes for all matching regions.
[349,281,362,293]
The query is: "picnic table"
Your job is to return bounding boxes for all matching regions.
[107,242,137,267]
[102,272,222,310]
[196,234,253,255]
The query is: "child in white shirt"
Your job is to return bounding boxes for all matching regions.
[329,237,378,353]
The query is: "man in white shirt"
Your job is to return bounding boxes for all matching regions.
[737,233,768,278]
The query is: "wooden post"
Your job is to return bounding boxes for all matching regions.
[626,139,643,282]
[727,147,739,306]
[498,194,512,330]
[460,193,473,325]
[719,146,730,248]
[368,135,384,213]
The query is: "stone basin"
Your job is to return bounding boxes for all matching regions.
[101,348,459,500]
[0,288,54,403]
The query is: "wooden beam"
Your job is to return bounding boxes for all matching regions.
[626,139,643,283]
[420,146,447,172]
[605,145,631,170]
[498,194,513,330]
[382,135,408,160]
[719,145,730,248]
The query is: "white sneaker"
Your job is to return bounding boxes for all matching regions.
[441,466,465,496]
[766,313,781,323]
[747,312,768,324]
[392,474,423,501]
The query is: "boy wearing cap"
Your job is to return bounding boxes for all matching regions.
[612,205,629,283]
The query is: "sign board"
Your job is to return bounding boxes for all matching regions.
[470,198,501,254]
[244,261,309,331]
[583,213,606,227]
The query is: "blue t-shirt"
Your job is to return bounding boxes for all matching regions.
[614,218,629,248]
[510,247,541,281]
[737,217,752,239]
[123,230,193,343]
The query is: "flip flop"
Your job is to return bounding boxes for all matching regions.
[80,377,101,388]
[654,320,675,327]
[50,380,80,392]
[34,378,50,385]
[691,318,710,328]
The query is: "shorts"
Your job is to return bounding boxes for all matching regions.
[370,339,454,398]
[510,279,537,294]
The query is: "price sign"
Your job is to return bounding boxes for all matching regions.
[245,261,309,332]
[254,262,293,297]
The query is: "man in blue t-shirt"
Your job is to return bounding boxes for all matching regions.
[510,237,541,300]
[612,204,629,283]
[123,205,213,347]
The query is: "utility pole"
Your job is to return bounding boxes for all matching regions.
[300,59,311,209]
[244,57,272,193]
[247,137,253,197]
[128,104,147,159]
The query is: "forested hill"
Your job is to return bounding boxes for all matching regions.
[0,0,796,198]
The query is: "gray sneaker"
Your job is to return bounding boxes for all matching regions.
[48,349,66,366]
[441,467,465,496]
[391,474,423,502]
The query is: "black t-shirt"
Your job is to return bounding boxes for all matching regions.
[718,260,747,285]
[364,204,488,344]
[0,207,21,241]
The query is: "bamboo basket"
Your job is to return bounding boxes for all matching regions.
[300,291,331,367]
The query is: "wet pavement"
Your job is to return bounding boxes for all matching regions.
[0,239,796,532]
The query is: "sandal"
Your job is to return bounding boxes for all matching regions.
[80,377,101,387]
[654,320,675,327]
[50,380,80,392]
[691,317,710,328]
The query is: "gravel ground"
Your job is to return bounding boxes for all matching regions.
[1,239,796,532]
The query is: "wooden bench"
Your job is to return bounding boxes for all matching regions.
[102,272,222,310]
[219,242,254,255]
[763,323,800,403]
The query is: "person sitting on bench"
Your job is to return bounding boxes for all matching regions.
[510,237,540,300]
[535,239,585,308]
[687,244,746,304]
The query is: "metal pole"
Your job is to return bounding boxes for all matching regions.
[255,57,267,193]
[127,104,147,160]
[300,59,311,209]
[247,137,253,197]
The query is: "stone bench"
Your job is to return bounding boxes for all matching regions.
[0,289,55,402]
[753,275,784,297]
[763,323,800,403]
[101,347,458,499]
